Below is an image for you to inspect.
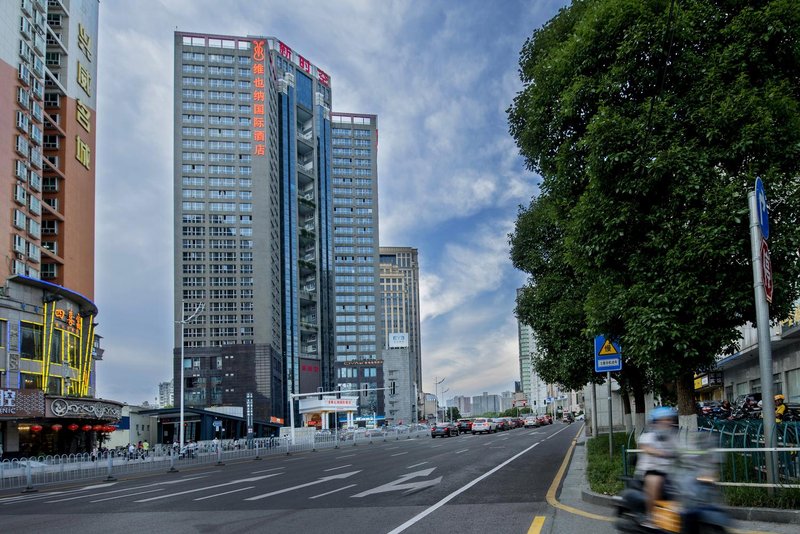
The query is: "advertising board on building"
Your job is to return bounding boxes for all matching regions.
[388,332,409,348]
[0,388,45,418]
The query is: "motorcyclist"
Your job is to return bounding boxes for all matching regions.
[775,394,786,423]
[635,406,679,527]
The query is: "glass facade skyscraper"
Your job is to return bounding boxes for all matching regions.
[173,33,334,425]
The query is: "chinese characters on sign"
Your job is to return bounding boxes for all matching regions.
[279,40,329,87]
[317,69,330,87]
[75,23,94,170]
[298,55,311,73]
[252,40,267,157]
[54,307,83,332]
[75,136,91,169]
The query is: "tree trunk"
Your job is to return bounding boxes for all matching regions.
[676,371,698,432]
[621,390,633,435]
[627,364,648,437]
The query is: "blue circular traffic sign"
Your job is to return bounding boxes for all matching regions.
[755,177,769,240]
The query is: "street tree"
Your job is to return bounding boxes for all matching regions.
[508,0,800,422]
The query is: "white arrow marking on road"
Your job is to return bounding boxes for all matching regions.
[245,470,361,501]
[135,474,281,502]
[351,468,441,498]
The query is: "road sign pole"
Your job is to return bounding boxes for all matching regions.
[749,188,776,491]
[607,371,613,458]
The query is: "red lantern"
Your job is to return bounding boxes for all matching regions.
[106,426,117,433]
[82,424,92,432]
[30,424,43,432]
[92,424,103,432]
[51,424,63,431]
[68,423,79,431]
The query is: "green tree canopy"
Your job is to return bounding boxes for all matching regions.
[509,0,800,412]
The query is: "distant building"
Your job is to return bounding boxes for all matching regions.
[158,380,174,408]
[380,247,422,423]
[450,395,471,417]
[471,392,501,415]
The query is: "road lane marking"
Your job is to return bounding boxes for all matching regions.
[136,474,281,503]
[352,468,440,498]
[252,467,285,474]
[546,423,612,522]
[309,484,357,499]
[43,478,200,503]
[387,423,575,534]
[336,454,355,459]
[527,516,546,534]
[246,471,360,501]
[455,449,469,454]
[90,489,164,502]
[194,486,254,501]
[386,446,400,450]
[406,462,428,469]
[324,464,353,472]
[390,452,408,457]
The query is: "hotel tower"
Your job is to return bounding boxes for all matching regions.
[173,33,334,427]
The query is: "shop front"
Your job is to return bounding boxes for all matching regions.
[298,396,358,429]
[0,389,122,458]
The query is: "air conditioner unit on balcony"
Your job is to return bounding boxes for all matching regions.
[16,252,25,260]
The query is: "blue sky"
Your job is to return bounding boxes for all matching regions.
[93,0,570,405]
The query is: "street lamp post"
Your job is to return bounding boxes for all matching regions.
[434,377,445,423]
[441,388,450,422]
[177,301,204,454]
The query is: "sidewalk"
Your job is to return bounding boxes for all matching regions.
[554,428,800,534]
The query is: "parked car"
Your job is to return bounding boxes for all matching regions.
[471,417,497,434]
[431,422,459,438]
[523,416,539,428]
[456,419,473,433]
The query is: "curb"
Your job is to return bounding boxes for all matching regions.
[580,487,800,525]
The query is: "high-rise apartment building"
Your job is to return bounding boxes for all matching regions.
[379,247,422,422]
[517,289,548,413]
[329,112,382,422]
[1,0,123,457]
[158,380,174,408]
[173,33,334,426]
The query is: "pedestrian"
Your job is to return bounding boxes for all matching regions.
[143,439,150,458]
[212,436,220,452]
[91,445,98,462]
[127,442,135,460]
[0,442,4,461]
[775,394,787,423]
[233,438,240,450]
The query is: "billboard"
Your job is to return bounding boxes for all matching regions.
[388,332,409,348]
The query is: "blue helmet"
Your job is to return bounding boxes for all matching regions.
[650,406,678,423]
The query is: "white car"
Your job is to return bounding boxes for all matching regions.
[470,417,497,434]
[524,417,539,428]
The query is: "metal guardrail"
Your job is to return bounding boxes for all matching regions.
[0,428,429,491]
[622,420,800,488]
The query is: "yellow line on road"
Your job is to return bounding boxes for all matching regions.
[545,424,613,522]
[526,515,545,534]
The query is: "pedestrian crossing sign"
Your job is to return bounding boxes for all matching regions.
[594,335,622,372]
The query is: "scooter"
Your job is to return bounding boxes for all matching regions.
[614,460,731,533]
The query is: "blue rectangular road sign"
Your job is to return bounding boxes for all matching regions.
[594,335,622,373]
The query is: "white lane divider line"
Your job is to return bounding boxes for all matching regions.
[252,467,285,474]
[309,484,357,500]
[336,454,356,459]
[455,449,469,454]
[387,423,575,534]
[390,452,408,457]
[406,462,429,469]
[194,486,255,501]
[324,464,353,472]
[90,488,164,503]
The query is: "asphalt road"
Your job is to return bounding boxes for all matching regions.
[0,423,586,534]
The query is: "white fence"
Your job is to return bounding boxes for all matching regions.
[0,428,429,491]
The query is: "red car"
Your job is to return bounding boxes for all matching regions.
[456,419,472,433]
